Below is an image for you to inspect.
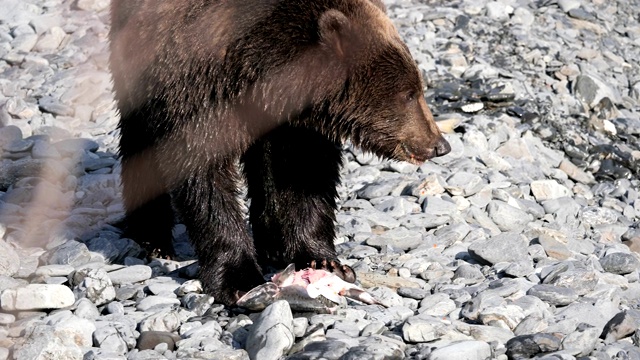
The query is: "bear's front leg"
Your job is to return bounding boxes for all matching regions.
[171,159,264,305]
[243,125,355,283]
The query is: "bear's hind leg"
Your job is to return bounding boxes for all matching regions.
[243,125,355,282]
[171,158,265,305]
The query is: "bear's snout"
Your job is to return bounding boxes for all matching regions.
[433,136,451,157]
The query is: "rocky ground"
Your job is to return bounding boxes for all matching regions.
[0,0,639,359]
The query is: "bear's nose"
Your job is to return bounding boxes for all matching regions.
[434,136,451,157]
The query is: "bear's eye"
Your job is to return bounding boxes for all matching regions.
[403,91,416,102]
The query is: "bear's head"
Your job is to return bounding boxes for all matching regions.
[312,0,451,164]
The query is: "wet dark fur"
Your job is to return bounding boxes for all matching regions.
[109,0,449,305]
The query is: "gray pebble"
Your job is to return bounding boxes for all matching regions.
[506,333,562,359]
[561,323,600,357]
[93,322,137,355]
[246,300,294,360]
[526,284,578,306]
[599,252,640,275]
[487,200,532,232]
[402,315,449,343]
[41,241,92,267]
[108,265,153,285]
[468,232,529,265]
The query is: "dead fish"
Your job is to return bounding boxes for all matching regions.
[236,264,384,313]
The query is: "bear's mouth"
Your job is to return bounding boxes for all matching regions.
[401,143,428,165]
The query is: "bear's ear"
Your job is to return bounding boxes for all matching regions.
[318,9,351,58]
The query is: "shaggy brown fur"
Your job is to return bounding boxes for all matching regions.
[109,0,450,305]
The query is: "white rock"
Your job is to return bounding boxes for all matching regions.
[429,340,492,360]
[557,0,581,12]
[1,284,75,311]
[486,1,514,21]
[47,312,96,347]
[531,180,572,201]
[402,316,449,343]
[34,264,75,277]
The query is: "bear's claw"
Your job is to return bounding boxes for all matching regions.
[309,259,356,284]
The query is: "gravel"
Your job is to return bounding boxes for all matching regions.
[0,0,640,359]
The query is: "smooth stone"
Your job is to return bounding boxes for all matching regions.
[505,333,562,359]
[137,331,182,351]
[1,284,75,310]
[418,293,456,317]
[557,0,581,12]
[531,180,572,201]
[340,335,405,359]
[74,298,100,320]
[600,252,640,275]
[543,265,597,296]
[246,300,294,360]
[429,340,492,360]
[105,302,125,315]
[537,233,572,260]
[452,264,485,285]
[182,321,223,341]
[108,265,153,285]
[136,296,181,312]
[445,172,485,196]
[559,159,595,184]
[366,227,423,252]
[402,315,449,343]
[468,232,529,265]
[397,287,429,300]
[41,241,92,267]
[526,284,578,306]
[34,264,75,277]
[357,181,396,199]
[422,196,458,216]
[288,340,349,360]
[374,197,420,218]
[487,200,532,232]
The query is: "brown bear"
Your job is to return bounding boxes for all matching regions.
[109,0,451,305]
